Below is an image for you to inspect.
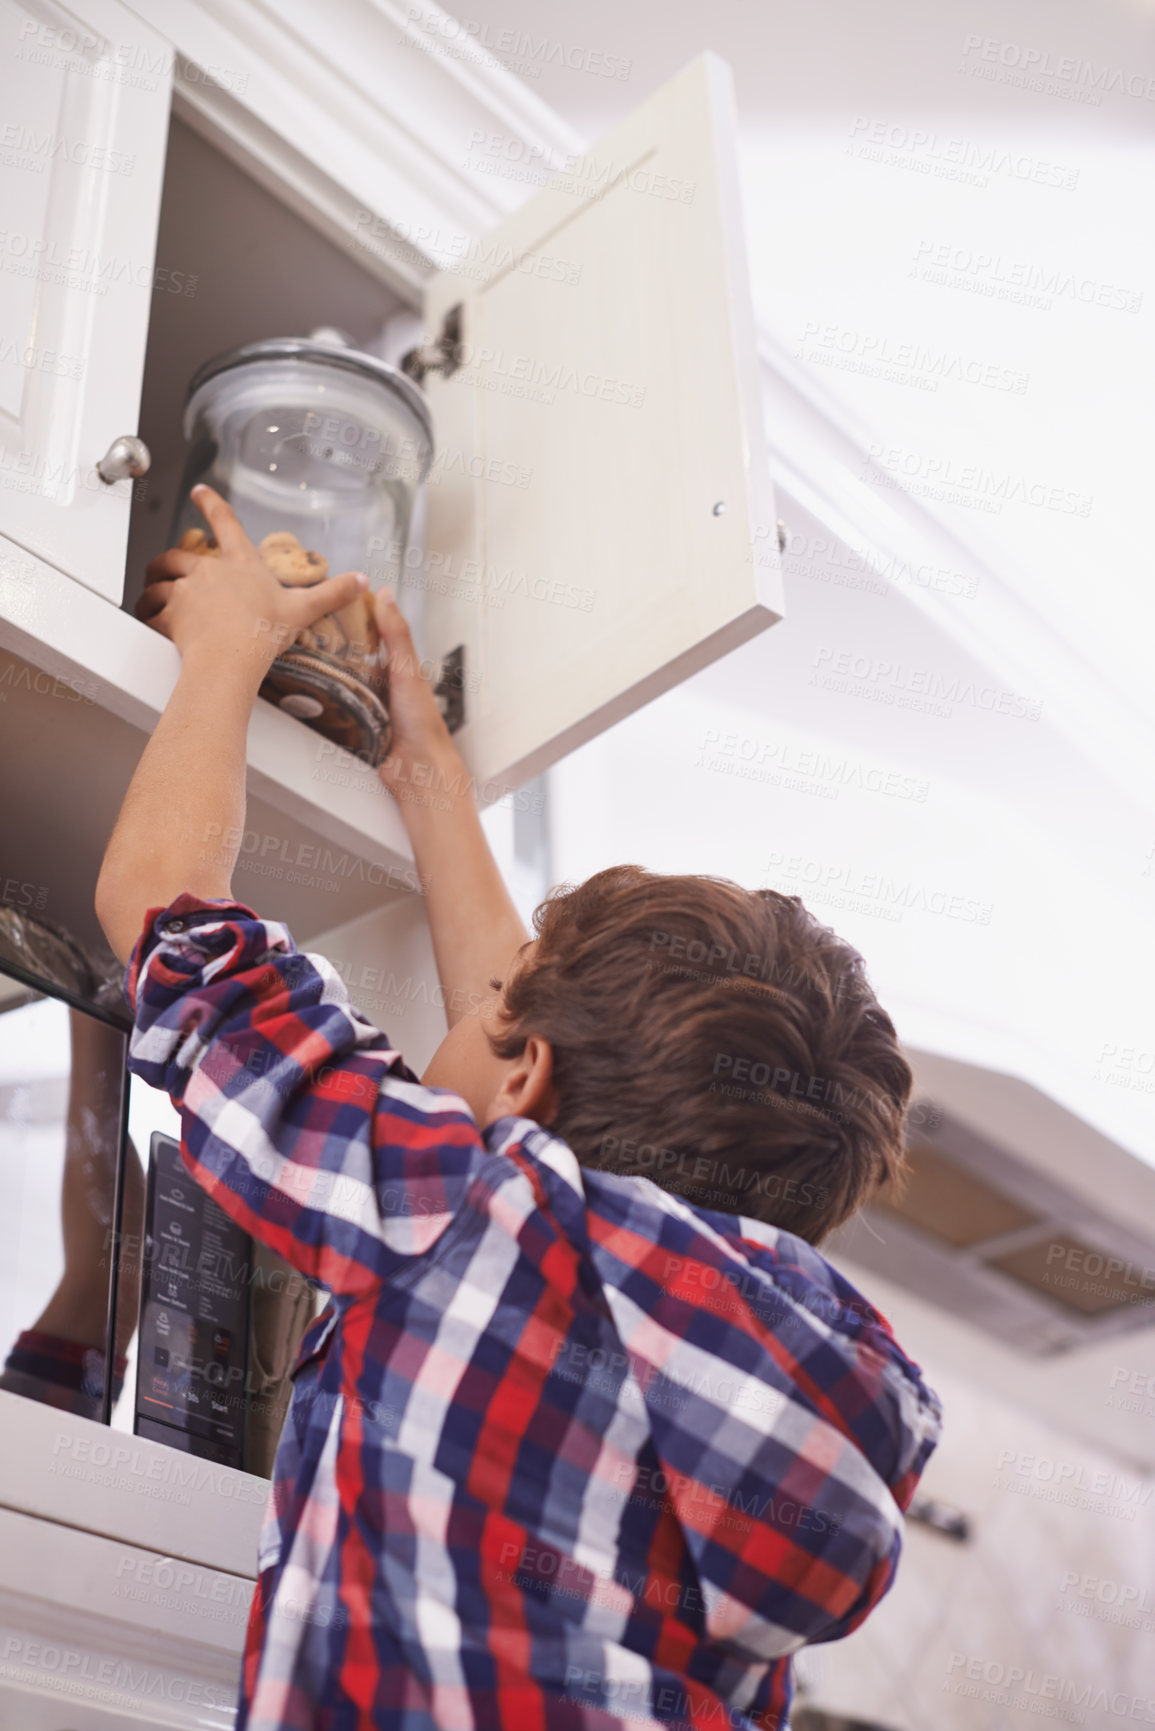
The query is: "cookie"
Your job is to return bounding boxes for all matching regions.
[259,531,328,587]
[298,590,384,691]
[179,527,221,556]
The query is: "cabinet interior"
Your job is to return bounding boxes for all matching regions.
[0,117,425,981]
[123,113,416,613]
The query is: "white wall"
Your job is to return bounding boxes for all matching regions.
[794,1257,1155,1728]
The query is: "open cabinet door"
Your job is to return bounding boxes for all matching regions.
[418,53,780,792]
[0,0,170,603]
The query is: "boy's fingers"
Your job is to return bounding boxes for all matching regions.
[374,587,428,686]
[190,484,251,555]
[374,586,409,642]
[135,580,176,626]
[286,570,370,628]
[144,549,198,586]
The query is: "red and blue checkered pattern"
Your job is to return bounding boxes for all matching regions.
[127,894,941,1731]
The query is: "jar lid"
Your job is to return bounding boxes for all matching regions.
[185,337,434,453]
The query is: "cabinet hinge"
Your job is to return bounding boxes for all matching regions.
[401,305,465,386]
[434,644,466,734]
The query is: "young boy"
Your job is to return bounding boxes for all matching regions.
[96,486,941,1731]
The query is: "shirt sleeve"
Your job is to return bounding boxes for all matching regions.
[125,892,488,1297]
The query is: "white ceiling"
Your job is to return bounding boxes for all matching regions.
[441,0,1155,1164]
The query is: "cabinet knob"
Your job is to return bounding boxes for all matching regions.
[96,435,151,484]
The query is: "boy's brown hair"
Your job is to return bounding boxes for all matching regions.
[489,865,912,1244]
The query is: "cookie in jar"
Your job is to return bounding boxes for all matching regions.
[179,525,390,761]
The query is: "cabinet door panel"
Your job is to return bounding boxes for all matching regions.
[0,1505,245,1729]
[0,0,170,602]
[421,54,779,791]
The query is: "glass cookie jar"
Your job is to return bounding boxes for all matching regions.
[170,334,434,766]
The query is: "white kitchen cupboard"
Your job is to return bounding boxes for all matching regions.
[0,0,171,602]
[0,1338,265,1725]
[0,0,780,903]
[417,52,780,787]
[0,1496,254,1728]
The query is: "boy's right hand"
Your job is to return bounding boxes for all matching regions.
[373,588,464,805]
[138,486,368,679]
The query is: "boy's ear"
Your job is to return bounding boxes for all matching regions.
[488,1035,558,1127]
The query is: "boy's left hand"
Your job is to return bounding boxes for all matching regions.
[137,485,369,676]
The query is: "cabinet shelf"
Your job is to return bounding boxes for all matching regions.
[0,560,415,966]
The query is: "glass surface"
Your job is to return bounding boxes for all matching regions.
[133,1131,252,1469]
[116,1078,319,1478]
[0,988,139,1422]
[109,1075,182,1433]
[170,355,433,766]
[0,974,314,1470]
[173,358,430,594]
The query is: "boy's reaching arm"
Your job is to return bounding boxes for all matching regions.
[95,487,489,1290]
[372,593,530,1028]
[95,478,530,1204]
[124,895,486,1294]
[97,476,530,1026]
[95,486,370,965]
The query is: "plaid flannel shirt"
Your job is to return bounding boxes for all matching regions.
[126,893,942,1731]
